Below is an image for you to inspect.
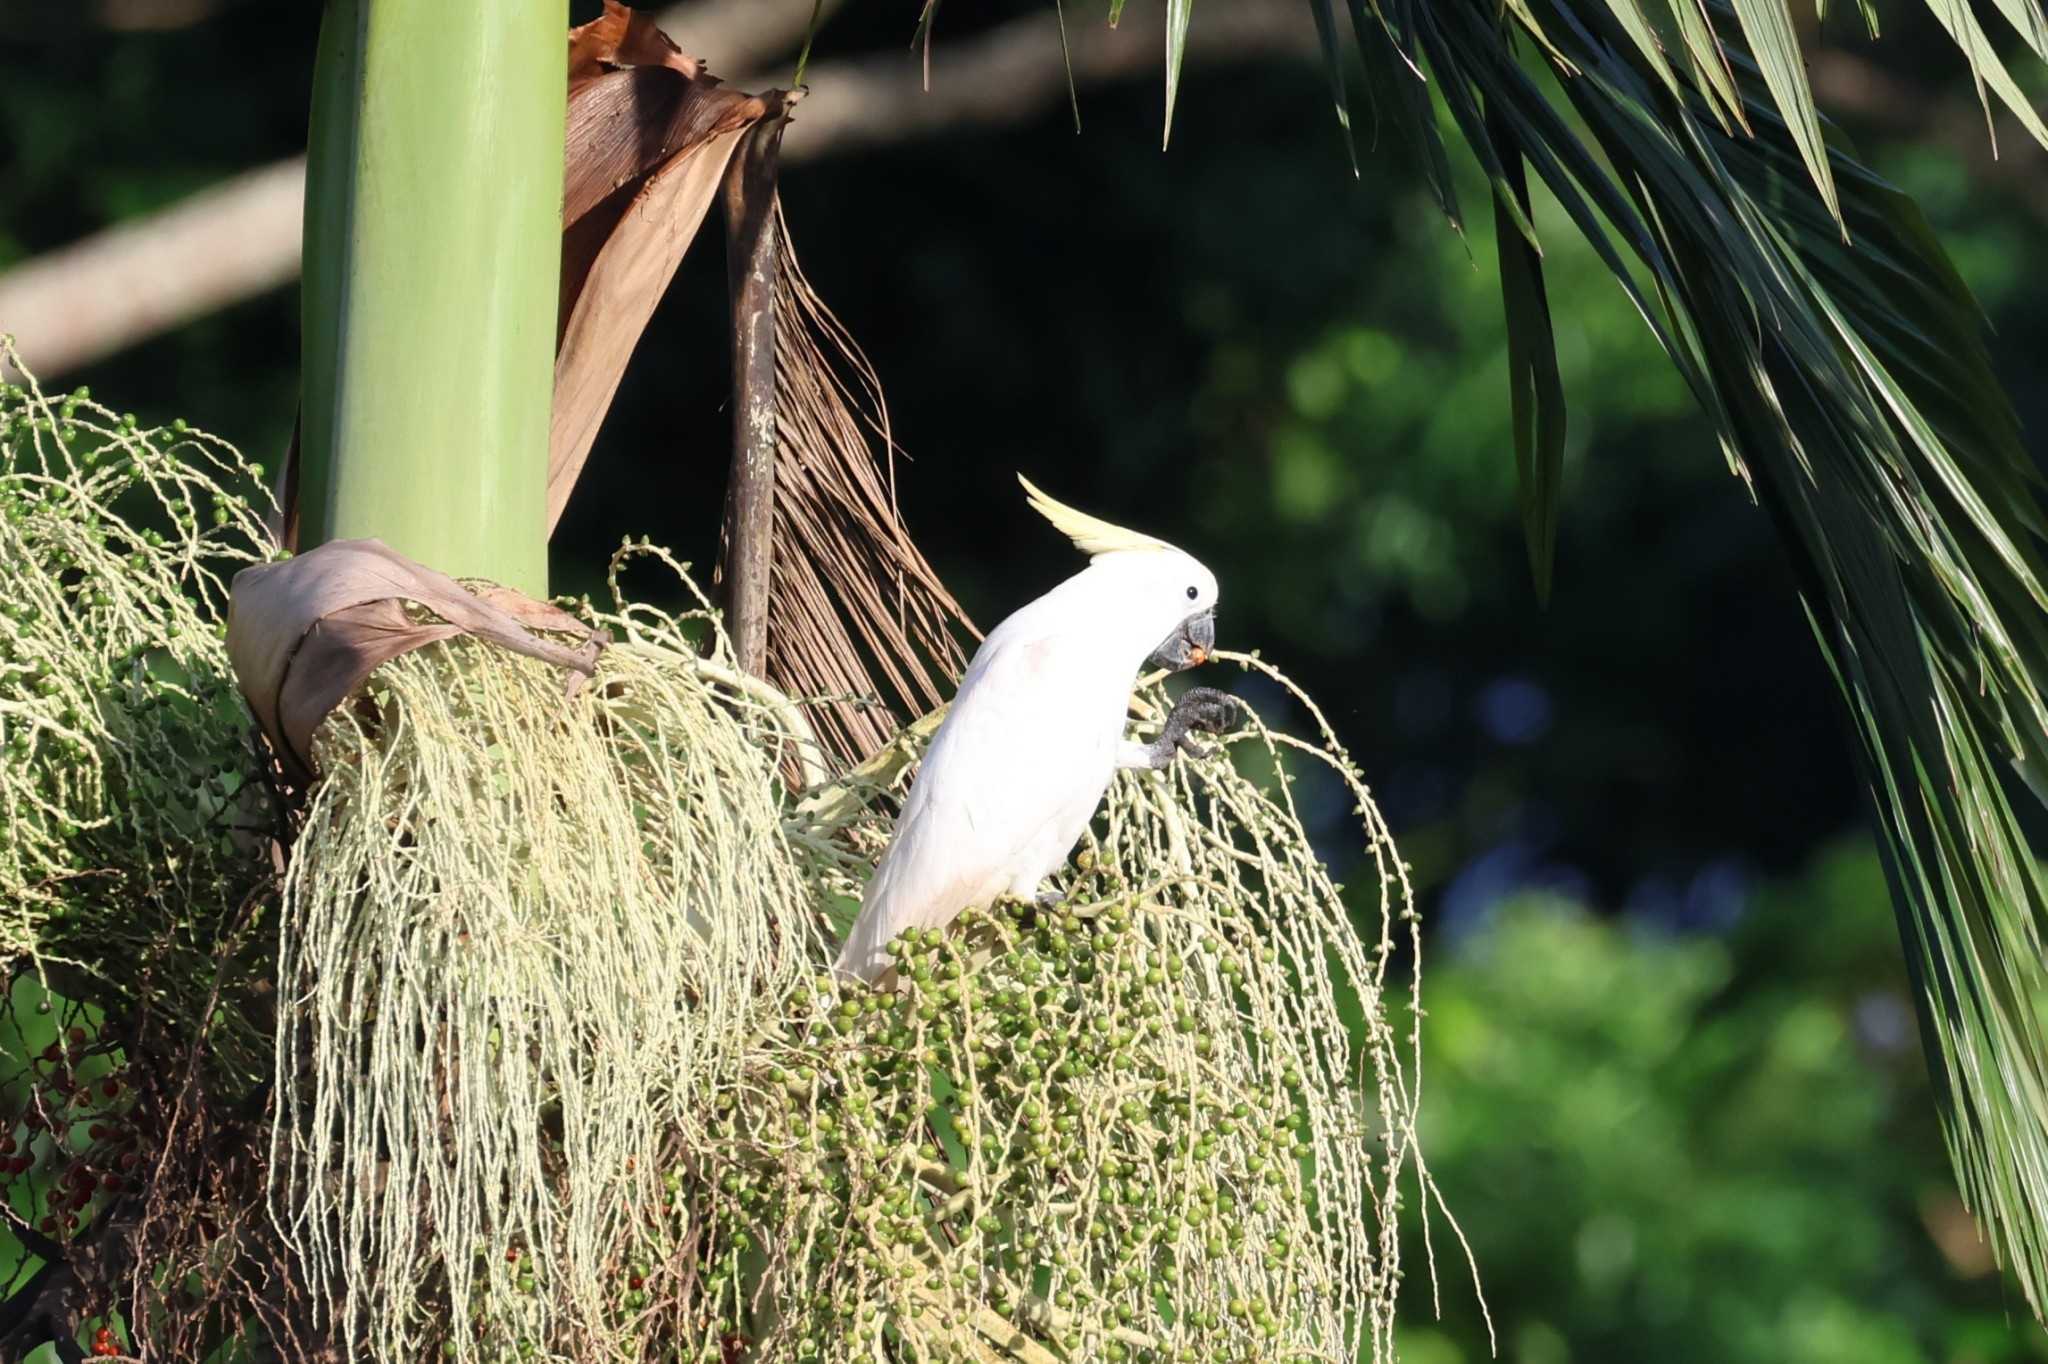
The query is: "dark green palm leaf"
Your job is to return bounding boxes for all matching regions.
[1487,103,1569,605]
[1306,0,1361,173]
[1345,0,1464,226]
[1726,0,1841,218]
[1163,0,1194,146]
[1290,0,2048,1316]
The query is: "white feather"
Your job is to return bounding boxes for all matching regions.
[834,541,1220,984]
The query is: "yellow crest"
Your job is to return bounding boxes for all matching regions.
[1017,474,1174,559]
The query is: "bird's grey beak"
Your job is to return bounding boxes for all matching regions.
[1148,610,1216,673]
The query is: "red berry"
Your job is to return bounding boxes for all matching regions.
[628,1274,644,1290]
[100,1079,118,1099]
[506,1247,520,1263]
[89,1125,107,1141]
[100,1174,120,1192]
[118,1152,137,1171]
[37,1216,56,1233]
[39,1044,58,1063]
[95,1327,111,1342]
[0,1136,14,1154]
[66,1028,85,1047]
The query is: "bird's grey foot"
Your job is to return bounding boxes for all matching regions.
[1034,889,1064,909]
[1141,687,1247,768]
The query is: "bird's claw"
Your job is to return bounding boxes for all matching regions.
[1149,687,1248,767]
[1168,686,1246,738]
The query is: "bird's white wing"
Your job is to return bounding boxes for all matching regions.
[834,630,1123,982]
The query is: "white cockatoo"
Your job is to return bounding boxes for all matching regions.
[834,475,1243,984]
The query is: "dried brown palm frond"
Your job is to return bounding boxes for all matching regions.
[551,1,975,771]
[550,4,782,531]
[736,204,977,771]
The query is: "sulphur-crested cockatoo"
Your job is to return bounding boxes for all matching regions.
[834,475,1242,984]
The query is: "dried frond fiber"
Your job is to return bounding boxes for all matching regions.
[747,205,977,771]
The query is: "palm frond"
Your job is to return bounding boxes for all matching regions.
[1487,102,1568,606]
[1726,0,1841,218]
[1164,0,1196,147]
[1306,0,1361,172]
[749,204,978,770]
[1310,0,2048,1313]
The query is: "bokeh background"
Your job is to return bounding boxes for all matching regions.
[4,1,2047,1359]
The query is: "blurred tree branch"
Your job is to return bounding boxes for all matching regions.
[0,0,1309,384]
[94,0,221,31]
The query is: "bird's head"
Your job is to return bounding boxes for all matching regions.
[1018,474,1220,674]
[1114,547,1218,672]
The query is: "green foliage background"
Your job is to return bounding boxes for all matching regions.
[1403,844,2048,1363]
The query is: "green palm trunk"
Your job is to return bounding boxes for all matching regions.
[298,0,565,596]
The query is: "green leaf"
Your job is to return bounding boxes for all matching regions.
[1416,14,1542,251]
[1591,0,1682,98]
[1305,0,1360,174]
[1501,0,1580,68]
[1349,0,1463,227]
[1435,3,1696,373]
[1982,0,2048,63]
[912,0,941,89]
[1054,0,1082,132]
[1662,0,1750,133]
[1164,0,1194,148]
[1342,0,2048,1313]
[792,0,826,85]
[1489,106,1569,604]
[1725,0,1841,224]
[1923,0,2048,154]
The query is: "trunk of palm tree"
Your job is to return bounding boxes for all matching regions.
[298,0,566,597]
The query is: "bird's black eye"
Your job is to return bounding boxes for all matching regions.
[1185,585,1198,601]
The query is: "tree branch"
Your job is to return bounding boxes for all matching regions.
[0,0,1310,382]
[0,159,303,383]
